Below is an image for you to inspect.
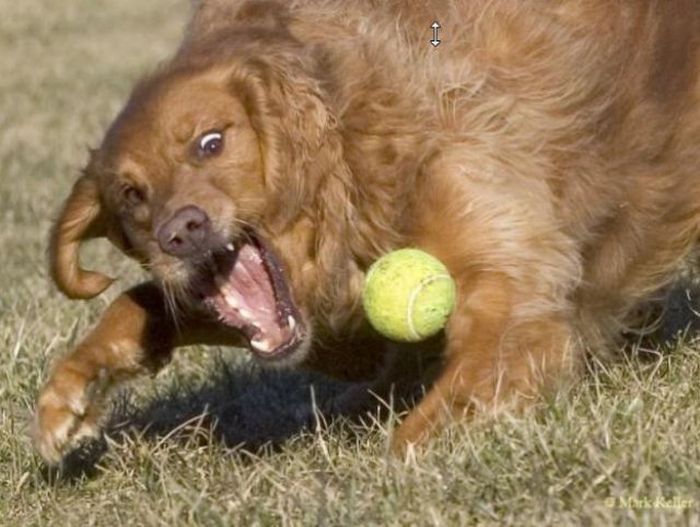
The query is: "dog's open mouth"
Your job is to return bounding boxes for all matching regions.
[192,232,305,359]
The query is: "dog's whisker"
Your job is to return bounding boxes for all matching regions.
[163,285,178,324]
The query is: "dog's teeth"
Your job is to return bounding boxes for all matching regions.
[251,337,272,353]
[239,308,252,320]
[287,315,296,330]
[226,243,235,252]
[226,295,240,309]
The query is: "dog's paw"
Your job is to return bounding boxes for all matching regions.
[388,409,435,457]
[32,370,107,465]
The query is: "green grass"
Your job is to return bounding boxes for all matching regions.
[1,2,699,525]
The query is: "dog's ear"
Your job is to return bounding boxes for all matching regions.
[232,49,367,330]
[233,48,341,228]
[49,174,114,299]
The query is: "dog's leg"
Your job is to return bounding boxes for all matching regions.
[390,271,576,454]
[388,149,582,454]
[32,282,230,465]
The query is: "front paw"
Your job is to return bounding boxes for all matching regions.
[389,411,434,457]
[32,368,108,465]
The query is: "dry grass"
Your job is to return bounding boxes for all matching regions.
[1,2,699,525]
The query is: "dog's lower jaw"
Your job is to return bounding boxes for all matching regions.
[252,331,313,370]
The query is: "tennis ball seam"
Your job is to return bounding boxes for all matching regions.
[406,273,453,340]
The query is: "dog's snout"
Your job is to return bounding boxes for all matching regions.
[157,205,212,257]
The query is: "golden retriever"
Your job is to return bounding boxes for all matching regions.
[33,0,700,464]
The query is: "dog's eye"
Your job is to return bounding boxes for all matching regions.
[197,131,224,157]
[123,185,145,206]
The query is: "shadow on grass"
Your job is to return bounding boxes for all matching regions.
[44,278,700,483]
[44,364,357,483]
[621,278,700,358]
[111,363,354,450]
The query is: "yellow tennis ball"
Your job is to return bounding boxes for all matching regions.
[362,248,456,342]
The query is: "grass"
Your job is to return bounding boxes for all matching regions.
[1,1,699,525]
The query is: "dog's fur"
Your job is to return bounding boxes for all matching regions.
[33,0,700,464]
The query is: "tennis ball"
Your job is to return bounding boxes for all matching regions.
[362,248,456,342]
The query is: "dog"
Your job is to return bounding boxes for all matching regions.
[33,0,700,464]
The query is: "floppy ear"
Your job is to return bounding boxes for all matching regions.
[49,175,114,299]
[233,49,367,331]
[233,50,343,227]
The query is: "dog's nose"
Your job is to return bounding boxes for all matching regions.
[156,205,212,258]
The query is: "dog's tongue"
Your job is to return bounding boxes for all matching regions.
[206,244,295,354]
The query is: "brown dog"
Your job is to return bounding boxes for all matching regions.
[33,0,700,464]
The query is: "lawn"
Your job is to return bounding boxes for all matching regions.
[1,1,699,525]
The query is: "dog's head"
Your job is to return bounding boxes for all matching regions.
[49,26,366,364]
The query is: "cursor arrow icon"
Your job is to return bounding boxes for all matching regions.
[431,21,441,47]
